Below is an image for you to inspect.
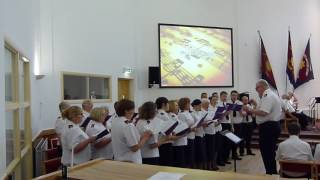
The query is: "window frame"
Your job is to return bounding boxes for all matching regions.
[4,42,32,180]
[61,71,112,103]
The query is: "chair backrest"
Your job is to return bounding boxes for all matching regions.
[43,157,61,174]
[50,138,60,149]
[46,148,59,160]
[279,160,314,178]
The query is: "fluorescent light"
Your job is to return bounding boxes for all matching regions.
[22,56,30,62]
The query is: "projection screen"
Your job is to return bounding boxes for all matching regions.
[159,23,234,88]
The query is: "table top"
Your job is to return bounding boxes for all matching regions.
[64,160,277,180]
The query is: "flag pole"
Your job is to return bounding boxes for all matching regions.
[286,27,290,93]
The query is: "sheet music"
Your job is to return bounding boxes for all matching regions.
[148,172,186,180]
[174,123,189,136]
[224,132,242,144]
[191,113,208,128]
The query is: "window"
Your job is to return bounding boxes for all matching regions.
[4,42,32,180]
[62,72,112,102]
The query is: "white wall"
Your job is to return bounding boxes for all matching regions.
[32,0,320,135]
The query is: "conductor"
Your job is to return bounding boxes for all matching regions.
[244,79,281,174]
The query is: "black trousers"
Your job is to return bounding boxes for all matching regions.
[233,123,242,157]
[221,123,233,161]
[142,157,159,165]
[240,122,254,154]
[205,134,216,163]
[173,145,186,168]
[216,132,224,164]
[259,121,281,175]
[159,143,173,166]
[185,139,195,167]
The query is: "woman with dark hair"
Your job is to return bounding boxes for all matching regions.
[136,101,169,165]
[178,97,196,168]
[111,99,152,164]
[155,97,174,166]
[191,99,207,170]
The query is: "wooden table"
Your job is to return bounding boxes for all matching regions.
[36,159,278,180]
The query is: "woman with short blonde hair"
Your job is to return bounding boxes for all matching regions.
[86,107,113,160]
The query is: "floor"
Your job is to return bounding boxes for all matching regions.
[217,150,308,180]
[218,149,267,175]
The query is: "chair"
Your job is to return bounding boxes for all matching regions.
[46,148,60,160]
[279,160,315,179]
[43,157,61,174]
[50,138,60,149]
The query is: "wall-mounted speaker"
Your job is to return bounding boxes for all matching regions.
[148,66,160,88]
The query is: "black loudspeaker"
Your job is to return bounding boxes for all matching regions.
[148,66,160,88]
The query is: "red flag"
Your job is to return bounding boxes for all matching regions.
[260,35,278,90]
[295,38,314,89]
[286,31,295,87]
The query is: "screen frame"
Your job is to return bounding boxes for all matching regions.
[158,23,234,88]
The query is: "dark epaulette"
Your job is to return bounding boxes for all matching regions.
[160,112,164,115]
[91,124,95,128]
[264,94,268,97]
[68,125,73,128]
[147,120,150,124]
[171,115,175,117]
[124,120,130,124]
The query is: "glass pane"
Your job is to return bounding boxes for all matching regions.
[6,110,15,167]
[89,77,110,99]
[63,75,87,100]
[19,108,25,149]
[5,48,13,102]
[18,60,25,102]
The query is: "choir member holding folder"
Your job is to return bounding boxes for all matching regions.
[191,99,207,170]
[217,91,232,164]
[229,90,244,160]
[85,107,113,160]
[111,99,153,164]
[136,102,170,165]
[80,100,93,127]
[202,98,219,171]
[209,93,224,166]
[155,97,174,166]
[178,97,196,168]
[168,100,188,168]
[61,106,95,166]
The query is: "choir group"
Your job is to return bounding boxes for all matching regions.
[54,90,257,171]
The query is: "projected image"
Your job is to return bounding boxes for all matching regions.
[159,24,233,87]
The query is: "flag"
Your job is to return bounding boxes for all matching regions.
[260,35,278,90]
[295,38,314,89]
[286,31,295,87]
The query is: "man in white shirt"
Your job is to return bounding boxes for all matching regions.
[244,79,281,175]
[276,123,313,177]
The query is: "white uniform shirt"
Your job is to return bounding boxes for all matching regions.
[111,116,142,164]
[192,111,205,137]
[85,120,113,160]
[136,119,159,158]
[170,113,188,146]
[81,111,90,125]
[61,120,91,166]
[156,109,171,121]
[202,109,216,135]
[178,111,195,139]
[313,144,320,161]
[209,104,222,132]
[256,89,282,125]
[217,101,231,124]
[106,113,117,131]
[276,135,313,161]
[55,116,67,137]
[242,104,254,123]
[229,100,244,124]
[156,110,174,144]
